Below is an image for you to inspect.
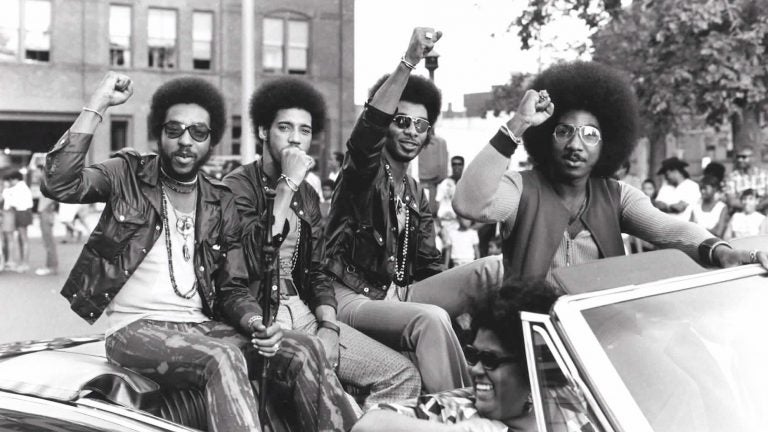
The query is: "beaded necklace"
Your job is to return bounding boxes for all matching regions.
[160,187,197,299]
[384,163,410,299]
[160,168,198,194]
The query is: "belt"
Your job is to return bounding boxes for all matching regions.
[279,278,298,296]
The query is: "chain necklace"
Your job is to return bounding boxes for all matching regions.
[384,163,410,298]
[160,187,197,299]
[160,168,198,194]
[279,219,302,275]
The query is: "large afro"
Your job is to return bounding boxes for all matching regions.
[149,77,227,146]
[249,76,327,140]
[368,74,442,126]
[522,61,640,178]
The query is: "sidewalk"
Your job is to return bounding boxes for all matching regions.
[25,207,102,239]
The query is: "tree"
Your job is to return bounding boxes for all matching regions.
[485,72,534,116]
[514,0,768,170]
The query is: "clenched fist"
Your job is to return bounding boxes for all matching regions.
[403,27,443,66]
[87,71,134,113]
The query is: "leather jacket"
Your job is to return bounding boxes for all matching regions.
[321,104,444,300]
[223,161,336,313]
[41,131,260,330]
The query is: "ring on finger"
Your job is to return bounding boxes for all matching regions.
[749,250,759,264]
[425,31,433,40]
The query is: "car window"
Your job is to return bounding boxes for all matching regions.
[528,324,599,432]
[582,274,768,432]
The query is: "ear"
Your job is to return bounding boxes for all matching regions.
[257,126,268,142]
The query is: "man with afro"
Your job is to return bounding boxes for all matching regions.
[454,61,768,282]
[224,76,422,409]
[42,72,357,431]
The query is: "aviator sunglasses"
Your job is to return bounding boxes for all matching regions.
[465,345,520,371]
[552,124,602,147]
[162,121,212,142]
[392,114,431,134]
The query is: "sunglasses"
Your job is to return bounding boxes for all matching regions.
[162,121,212,142]
[552,124,602,147]
[465,345,520,371]
[736,154,751,160]
[392,115,431,134]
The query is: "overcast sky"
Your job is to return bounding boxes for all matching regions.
[353,0,593,111]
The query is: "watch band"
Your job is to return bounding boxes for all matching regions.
[318,320,341,335]
[499,124,523,146]
[698,238,732,267]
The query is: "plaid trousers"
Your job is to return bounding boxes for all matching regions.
[105,319,358,432]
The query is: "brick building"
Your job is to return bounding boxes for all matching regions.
[0,0,355,173]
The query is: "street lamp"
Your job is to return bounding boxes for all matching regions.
[424,50,439,81]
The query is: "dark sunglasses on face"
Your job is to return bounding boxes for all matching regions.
[162,121,212,142]
[737,154,751,160]
[552,123,602,147]
[392,115,431,134]
[465,345,519,371]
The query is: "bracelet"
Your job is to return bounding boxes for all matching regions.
[82,107,104,123]
[246,314,263,330]
[698,238,732,267]
[499,124,523,146]
[400,55,416,70]
[278,174,300,192]
[318,320,341,335]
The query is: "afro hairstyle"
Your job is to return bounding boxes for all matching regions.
[522,61,640,178]
[469,278,562,375]
[149,77,227,146]
[249,76,327,142]
[367,74,442,126]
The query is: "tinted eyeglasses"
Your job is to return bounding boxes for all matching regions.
[392,115,431,134]
[465,345,520,371]
[162,121,212,142]
[552,124,602,147]
[737,154,751,160]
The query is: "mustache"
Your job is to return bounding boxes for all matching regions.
[173,150,197,158]
[562,151,587,162]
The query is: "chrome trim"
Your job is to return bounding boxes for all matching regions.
[77,398,198,431]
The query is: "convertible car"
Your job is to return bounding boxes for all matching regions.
[1,237,766,431]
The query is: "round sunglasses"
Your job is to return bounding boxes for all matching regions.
[465,345,520,371]
[392,114,431,134]
[552,124,602,147]
[162,121,212,142]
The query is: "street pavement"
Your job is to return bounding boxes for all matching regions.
[1,211,107,344]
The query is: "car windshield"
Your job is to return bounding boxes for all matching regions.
[582,273,768,432]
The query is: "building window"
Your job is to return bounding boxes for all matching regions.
[193,11,213,70]
[262,14,308,74]
[0,0,51,63]
[109,5,131,67]
[110,118,130,152]
[147,8,176,69]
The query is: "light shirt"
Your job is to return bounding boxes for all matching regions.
[2,181,33,211]
[691,201,726,231]
[448,228,479,266]
[105,201,206,336]
[656,178,701,222]
[728,212,766,239]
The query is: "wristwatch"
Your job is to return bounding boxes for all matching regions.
[698,238,732,267]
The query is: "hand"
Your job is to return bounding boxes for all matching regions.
[249,321,284,357]
[316,327,340,369]
[451,417,508,432]
[715,247,768,269]
[403,27,442,66]
[280,147,314,185]
[87,71,133,112]
[512,89,554,129]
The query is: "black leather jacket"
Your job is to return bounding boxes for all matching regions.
[223,161,336,313]
[41,131,260,330]
[320,105,444,300]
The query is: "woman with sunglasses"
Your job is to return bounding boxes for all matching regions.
[454,61,768,283]
[352,278,590,432]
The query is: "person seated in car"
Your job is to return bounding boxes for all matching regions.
[454,61,768,285]
[352,278,591,432]
[42,72,356,432]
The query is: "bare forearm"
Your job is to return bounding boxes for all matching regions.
[352,411,456,432]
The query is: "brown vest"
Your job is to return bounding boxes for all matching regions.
[503,169,625,280]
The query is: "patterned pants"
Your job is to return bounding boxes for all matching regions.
[276,296,421,409]
[105,319,357,432]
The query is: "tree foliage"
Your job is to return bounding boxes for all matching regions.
[485,72,534,116]
[513,0,768,151]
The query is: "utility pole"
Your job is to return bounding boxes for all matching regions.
[240,0,256,163]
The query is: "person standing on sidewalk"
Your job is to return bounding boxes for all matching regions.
[34,192,59,276]
[2,171,33,272]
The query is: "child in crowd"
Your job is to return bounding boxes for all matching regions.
[487,235,502,256]
[724,189,766,239]
[691,175,729,238]
[444,216,479,268]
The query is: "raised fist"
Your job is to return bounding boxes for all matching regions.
[515,89,554,128]
[87,71,134,112]
[280,146,314,184]
[403,27,442,66]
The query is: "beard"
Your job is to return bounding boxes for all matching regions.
[159,146,211,182]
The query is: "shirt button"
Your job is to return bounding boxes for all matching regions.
[141,248,147,253]
[363,287,370,293]
[118,215,125,222]
[155,225,161,231]
[388,256,395,262]
[293,202,298,206]
[199,266,205,272]
[89,312,95,318]
[298,210,304,215]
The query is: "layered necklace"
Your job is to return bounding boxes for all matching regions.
[384,162,410,300]
[160,168,198,194]
[160,183,197,300]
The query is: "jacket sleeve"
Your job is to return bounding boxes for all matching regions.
[341,103,393,187]
[41,131,117,203]
[214,191,264,334]
[414,182,444,281]
[304,187,337,311]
